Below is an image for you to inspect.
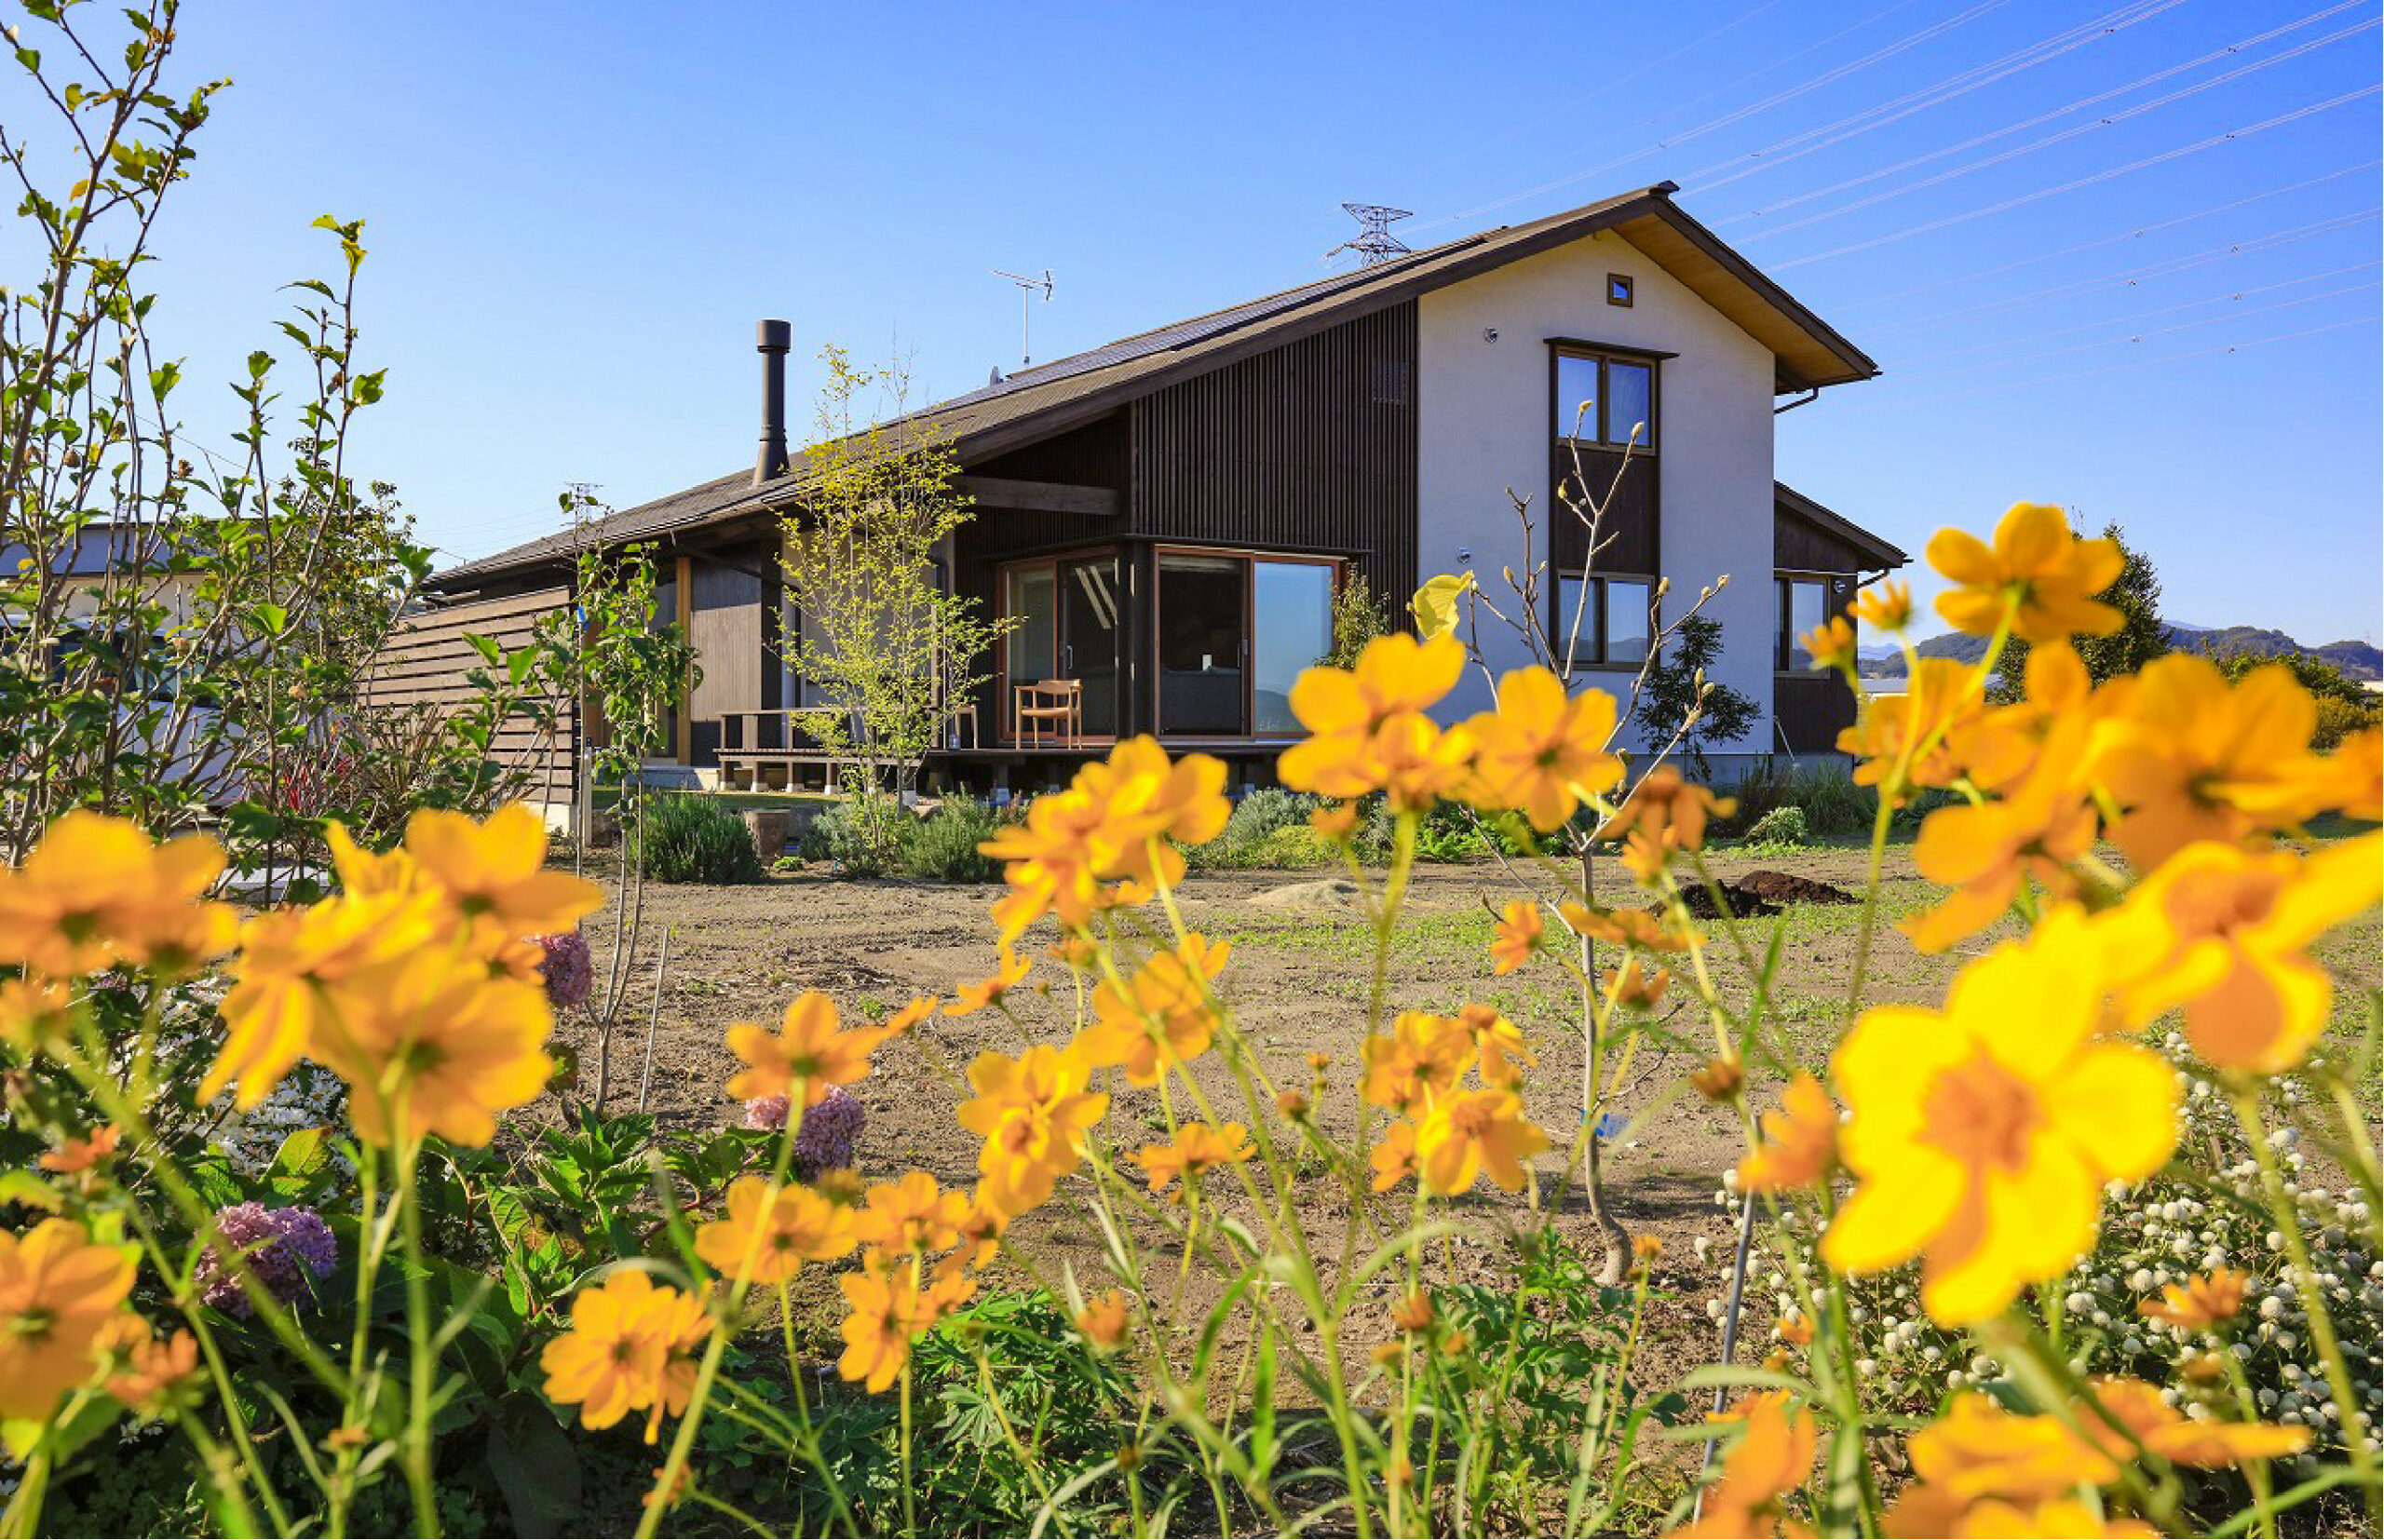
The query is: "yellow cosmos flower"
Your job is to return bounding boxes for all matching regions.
[1824,916,2178,1325]
[1077,934,1228,1086]
[1602,959,1672,1011]
[1736,1071,1838,1195]
[1131,1120,1255,1197]
[321,949,554,1148]
[726,990,890,1103]
[1666,1392,1817,1539]
[1309,801,1360,844]
[1801,615,1856,672]
[2310,723,2380,822]
[1903,718,2100,952]
[1455,1002,1533,1087]
[1597,766,1736,855]
[1074,1289,1133,1352]
[851,1170,971,1257]
[0,810,234,978]
[1489,898,1543,975]
[1927,502,2123,642]
[695,1177,857,1285]
[0,974,77,1053]
[1839,657,1988,802]
[1850,580,1911,631]
[0,1219,139,1422]
[945,949,1032,1018]
[1368,1119,1418,1192]
[400,804,604,936]
[539,1270,710,1442]
[1359,1011,1472,1114]
[1558,901,1699,953]
[2137,1267,2246,1330]
[1280,632,1464,795]
[2088,1376,2310,1468]
[2095,655,2331,869]
[2098,834,2382,1074]
[1461,667,1624,831]
[1945,641,2104,794]
[1415,1087,1549,1194]
[102,1319,200,1415]
[979,739,1227,941]
[954,1042,1108,1217]
[837,1260,975,1393]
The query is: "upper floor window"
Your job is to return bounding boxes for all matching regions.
[1553,348,1655,450]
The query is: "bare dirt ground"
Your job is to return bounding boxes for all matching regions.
[562,841,2382,1396]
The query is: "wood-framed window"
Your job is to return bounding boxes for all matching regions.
[1153,547,1340,739]
[1551,344,1658,451]
[1606,273,1634,307]
[1775,573,1844,671]
[996,547,1125,743]
[1552,571,1655,671]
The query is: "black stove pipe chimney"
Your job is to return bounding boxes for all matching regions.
[755,318,791,485]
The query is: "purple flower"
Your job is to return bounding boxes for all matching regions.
[739,1085,865,1180]
[195,1202,338,1317]
[533,931,593,1010]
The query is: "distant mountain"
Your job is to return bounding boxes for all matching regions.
[1858,625,2380,680]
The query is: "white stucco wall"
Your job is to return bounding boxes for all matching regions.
[1416,228,1778,759]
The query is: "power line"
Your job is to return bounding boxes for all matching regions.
[1685,0,2189,200]
[1893,277,2379,379]
[1716,1,2364,228]
[1887,313,2378,404]
[1830,159,2381,311]
[1895,261,2383,362]
[1768,83,2382,269]
[1870,206,2380,334]
[1402,0,2022,236]
[1731,14,2380,241]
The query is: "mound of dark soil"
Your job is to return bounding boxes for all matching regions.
[1734,869,1860,906]
[1671,884,1779,919]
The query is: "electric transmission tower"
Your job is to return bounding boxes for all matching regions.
[1326,202,1415,266]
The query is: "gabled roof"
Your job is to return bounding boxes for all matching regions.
[1774,480,1908,571]
[437,182,1878,588]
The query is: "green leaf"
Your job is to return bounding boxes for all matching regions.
[1411,571,1475,642]
[465,632,503,667]
[0,1170,62,1211]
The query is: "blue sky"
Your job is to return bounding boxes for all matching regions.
[29,1,2382,642]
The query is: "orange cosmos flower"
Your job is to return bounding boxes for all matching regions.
[725,991,889,1104]
[1667,1391,1817,1539]
[319,949,555,1148]
[1927,503,2123,642]
[1597,766,1736,854]
[1309,801,1360,844]
[0,1219,139,1421]
[946,949,1032,1018]
[1072,736,1231,882]
[1456,1002,1533,1087]
[2087,1376,2310,1468]
[1801,615,1857,672]
[955,1042,1108,1216]
[955,1191,1010,1267]
[1690,1055,1743,1101]
[40,1123,121,1176]
[1280,632,1465,796]
[0,810,235,978]
[540,1270,710,1442]
[1903,718,2100,952]
[1839,657,1988,802]
[851,1170,971,1258]
[1076,933,1228,1086]
[1360,1011,1472,1114]
[1132,1120,1255,1197]
[400,804,604,936]
[1461,666,1624,831]
[1416,1087,1549,1194]
[2098,833,2382,1073]
[1850,580,1911,631]
[1825,914,2176,1325]
[1074,1289,1133,1352]
[837,1260,975,1392]
[1368,1119,1418,1192]
[1559,901,1699,953]
[1602,959,1672,1011]
[695,1177,857,1285]
[1489,898,1543,975]
[1736,1072,1838,1195]
[1944,641,2103,794]
[102,1320,199,1414]
[1046,933,1098,969]
[2137,1267,2247,1330]
[2094,655,2332,869]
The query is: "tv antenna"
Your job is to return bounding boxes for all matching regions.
[1325,202,1414,267]
[992,268,1054,366]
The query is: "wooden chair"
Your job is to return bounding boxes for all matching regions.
[950,700,981,750]
[1013,679,1082,748]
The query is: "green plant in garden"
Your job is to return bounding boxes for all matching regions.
[901,797,1001,882]
[640,794,765,885]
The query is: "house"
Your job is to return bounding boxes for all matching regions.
[426,181,1905,799]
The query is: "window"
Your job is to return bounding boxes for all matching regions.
[1553,573,1654,669]
[1001,553,1123,739]
[1777,576,1834,670]
[1154,549,1338,736]
[1606,273,1634,307]
[1552,349,1656,449]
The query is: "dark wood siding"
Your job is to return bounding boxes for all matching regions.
[1551,448,1658,574]
[684,543,773,767]
[1129,303,1419,608]
[1776,670,1859,755]
[361,586,576,809]
[1776,510,1882,574]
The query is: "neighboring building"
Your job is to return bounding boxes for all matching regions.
[429,181,1905,793]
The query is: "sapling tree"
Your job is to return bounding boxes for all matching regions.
[1632,613,1758,778]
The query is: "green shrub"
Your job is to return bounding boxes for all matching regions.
[638,794,764,884]
[901,797,999,882]
[1718,763,1877,839]
[799,795,912,877]
[1185,785,1330,870]
[1743,804,1810,848]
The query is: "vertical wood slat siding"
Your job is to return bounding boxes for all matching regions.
[684,546,770,767]
[360,585,576,806]
[1774,671,1859,754]
[1130,303,1420,609]
[1551,449,1658,574]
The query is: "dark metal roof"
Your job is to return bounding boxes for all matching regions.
[1774,480,1909,571]
[437,183,1883,588]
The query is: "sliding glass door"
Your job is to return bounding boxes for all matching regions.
[1156,550,1337,738]
[1001,553,1121,741]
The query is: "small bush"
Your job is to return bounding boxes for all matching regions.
[901,797,999,882]
[638,794,764,884]
[800,795,910,877]
[1185,785,1329,870]
[1718,763,1877,839]
[1742,805,1811,848]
